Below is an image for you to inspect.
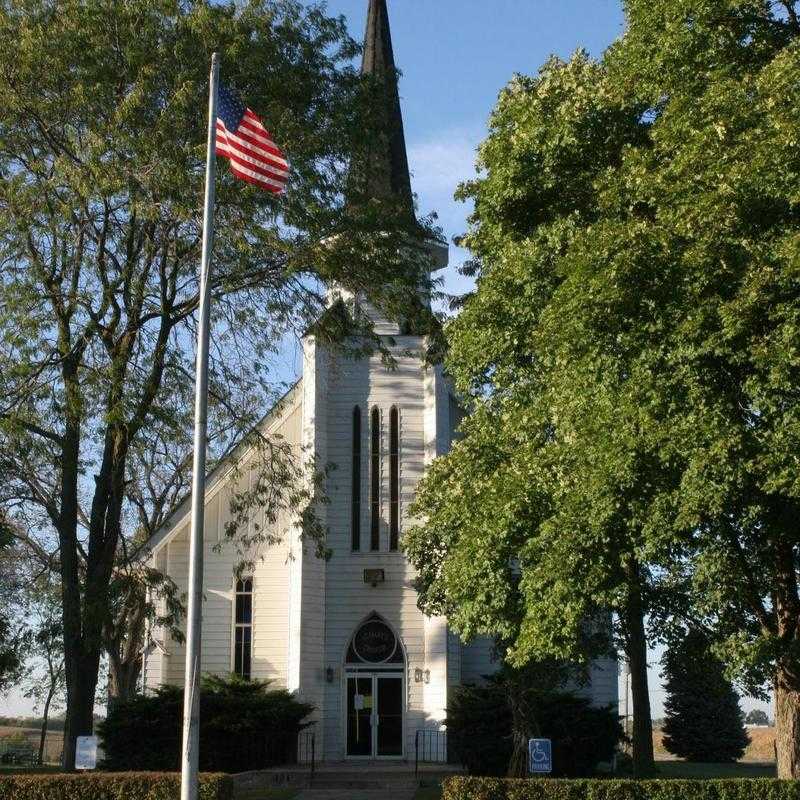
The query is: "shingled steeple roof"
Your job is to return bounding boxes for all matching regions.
[352,0,414,218]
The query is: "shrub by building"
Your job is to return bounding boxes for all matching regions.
[446,665,622,777]
[99,675,312,773]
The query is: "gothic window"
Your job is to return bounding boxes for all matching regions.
[370,408,380,551]
[389,407,400,551]
[234,577,253,680]
[352,406,361,551]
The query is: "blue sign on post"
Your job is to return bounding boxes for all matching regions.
[528,738,552,774]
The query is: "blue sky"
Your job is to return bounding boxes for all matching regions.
[330,0,626,298]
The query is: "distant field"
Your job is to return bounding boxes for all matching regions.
[653,726,776,764]
[0,726,64,764]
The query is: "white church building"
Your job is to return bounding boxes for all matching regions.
[141,0,618,763]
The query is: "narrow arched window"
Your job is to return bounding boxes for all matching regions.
[370,408,380,551]
[389,407,400,551]
[351,407,361,551]
[234,578,253,680]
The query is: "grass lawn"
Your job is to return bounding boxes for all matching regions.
[654,762,776,779]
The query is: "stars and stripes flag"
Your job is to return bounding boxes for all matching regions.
[215,83,289,194]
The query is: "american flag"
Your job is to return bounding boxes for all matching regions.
[215,83,289,194]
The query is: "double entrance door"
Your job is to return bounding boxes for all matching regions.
[346,673,403,758]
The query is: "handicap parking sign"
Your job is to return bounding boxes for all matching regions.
[528,738,552,774]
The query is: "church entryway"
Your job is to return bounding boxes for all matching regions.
[344,614,406,759]
[346,674,403,757]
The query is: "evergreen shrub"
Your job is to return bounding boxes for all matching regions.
[661,630,749,763]
[0,772,232,800]
[447,679,622,777]
[99,675,313,773]
[442,777,800,800]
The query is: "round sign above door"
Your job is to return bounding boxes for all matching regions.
[352,619,398,663]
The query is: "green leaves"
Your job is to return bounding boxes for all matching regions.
[0,0,443,756]
[407,0,800,708]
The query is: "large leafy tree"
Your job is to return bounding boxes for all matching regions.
[0,0,436,768]
[605,0,800,777]
[407,52,660,775]
[407,0,800,779]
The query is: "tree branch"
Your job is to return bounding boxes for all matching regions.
[778,1,800,33]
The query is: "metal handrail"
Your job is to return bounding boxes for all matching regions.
[415,729,448,776]
[297,729,315,784]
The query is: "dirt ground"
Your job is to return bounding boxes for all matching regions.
[653,726,776,763]
[0,726,64,764]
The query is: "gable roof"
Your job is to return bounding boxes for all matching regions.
[141,379,303,556]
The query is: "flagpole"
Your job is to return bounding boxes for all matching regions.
[181,51,219,800]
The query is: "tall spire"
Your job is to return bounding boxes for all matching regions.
[353,0,414,216]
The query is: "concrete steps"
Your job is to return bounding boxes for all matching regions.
[233,764,461,798]
[296,790,416,800]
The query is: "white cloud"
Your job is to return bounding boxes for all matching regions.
[407,127,484,303]
[408,127,481,201]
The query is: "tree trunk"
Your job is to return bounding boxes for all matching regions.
[772,528,800,779]
[62,650,100,770]
[505,674,533,778]
[38,685,55,765]
[107,650,142,703]
[58,395,86,772]
[775,663,800,777]
[61,420,128,768]
[623,561,655,778]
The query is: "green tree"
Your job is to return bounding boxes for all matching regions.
[407,0,800,779]
[0,0,437,768]
[662,629,750,763]
[21,576,66,765]
[746,709,770,726]
[603,0,800,778]
[0,514,29,692]
[406,51,659,776]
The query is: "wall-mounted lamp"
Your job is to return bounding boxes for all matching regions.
[326,667,335,683]
[414,668,431,684]
[414,668,423,683]
[424,669,430,684]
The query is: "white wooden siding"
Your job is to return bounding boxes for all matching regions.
[317,338,439,759]
[145,387,303,692]
[145,323,619,763]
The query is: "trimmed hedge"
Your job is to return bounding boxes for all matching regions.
[442,777,800,800]
[0,772,233,800]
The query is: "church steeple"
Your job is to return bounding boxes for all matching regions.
[353,0,414,216]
